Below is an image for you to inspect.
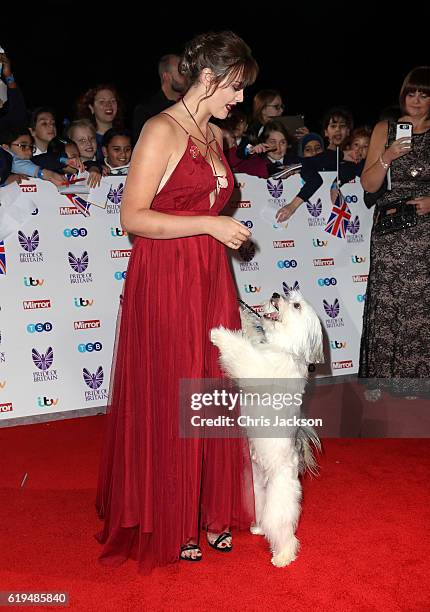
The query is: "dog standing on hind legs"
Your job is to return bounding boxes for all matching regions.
[210,291,324,567]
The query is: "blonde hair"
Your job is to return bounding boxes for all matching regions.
[67,119,97,140]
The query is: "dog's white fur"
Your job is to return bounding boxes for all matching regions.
[210,291,323,567]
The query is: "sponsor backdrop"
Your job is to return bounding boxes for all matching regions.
[0,172,372,421]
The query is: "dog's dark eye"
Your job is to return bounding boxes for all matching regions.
[293,302,301,309]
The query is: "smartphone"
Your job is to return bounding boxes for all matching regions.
[396,122,413,142]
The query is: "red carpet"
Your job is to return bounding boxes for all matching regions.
[0,416,429,611]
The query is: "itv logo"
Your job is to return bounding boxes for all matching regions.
[37,396,59,407]
[74,298,94,307]
[24,277,44,287]
[111,228,128,237]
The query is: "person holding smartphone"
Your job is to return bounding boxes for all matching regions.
[359,66,430,398]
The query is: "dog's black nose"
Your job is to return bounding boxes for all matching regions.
[272,292,280,299]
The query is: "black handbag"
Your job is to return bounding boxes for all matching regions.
[374,197,417,235]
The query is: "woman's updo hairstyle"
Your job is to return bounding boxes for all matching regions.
[179,30,258,95]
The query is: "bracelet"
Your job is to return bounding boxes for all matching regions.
[5,75,15,85]
[37,167,44,180]
[379,155,390,170]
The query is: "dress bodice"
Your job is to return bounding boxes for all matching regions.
[151,135,234,215]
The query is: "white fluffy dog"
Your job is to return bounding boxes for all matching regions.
[210,291,324,567]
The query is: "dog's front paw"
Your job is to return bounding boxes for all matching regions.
[250,524,265,536]
[210,327,224,347]
[271,537,299,568]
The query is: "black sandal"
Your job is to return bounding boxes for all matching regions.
[207,532,232,552]
[180,544,202,562]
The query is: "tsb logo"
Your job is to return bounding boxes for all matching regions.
[111,227,128,237]
[244,284,261,293]
[114,271,127,280]
[357,294,366,302]
[240,220,253,229]
[37,396,59,407]
[27,322,53,333]
[330,340,346,349]
[277,259,297,269]
[312,238,328,247]
[74,298,94,307]
[78,342,103,353]
[318,277,337,286]
[64,228,88,238]
[24,277,44,287]
[351,255,366,263]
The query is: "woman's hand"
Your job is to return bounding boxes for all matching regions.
[384,136,412,163]
[275,197,302,223]
[207,216,251,249]
[407,196,430,216]
[87,169,102,188]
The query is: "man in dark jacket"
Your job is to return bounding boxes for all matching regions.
[132,54,188,144]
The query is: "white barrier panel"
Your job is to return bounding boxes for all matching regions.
[226,172,373,376]
[0,173,372,421]
[0,177,131,420]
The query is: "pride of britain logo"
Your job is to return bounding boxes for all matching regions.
[346,215,364,243]
[323,298,344,328]
[32,346,58,382]
[106,183,124,214]
[18,230,44,263]
[238,241,259,272]
[266,179,287,205]
[283,281,300,296]
[68,251,93,284]
[83,366,108,401]
[306,198,326,227]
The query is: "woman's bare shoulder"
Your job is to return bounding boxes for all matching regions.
[141,114,177,140]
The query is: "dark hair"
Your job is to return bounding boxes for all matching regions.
[260,120,292,144]
[399,66,430,114]
[253,89,282,124]
[322,106,354,131]
[76,84,124,130]
[29,107,56,129]
[102,128,132,148]
[179,31,258,93]
[0,125,34,146]
[47,136,77,157]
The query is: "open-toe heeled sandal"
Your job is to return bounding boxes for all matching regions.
[207,532,232,553]
[180,544,202,562]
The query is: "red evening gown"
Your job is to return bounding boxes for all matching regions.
[95,131,255,572]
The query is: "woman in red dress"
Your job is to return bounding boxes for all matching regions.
[96,31,258,571]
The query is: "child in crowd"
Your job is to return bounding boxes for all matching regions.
[322,107,353,151]
[67,119,102,187]
[298,132,325,158]
[0,126,64,186]
[102,128,132,175]
[29,107,57,154]
[348,126,371,161]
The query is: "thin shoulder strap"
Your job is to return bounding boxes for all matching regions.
[160,112,190,135]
